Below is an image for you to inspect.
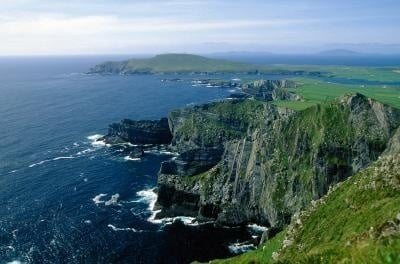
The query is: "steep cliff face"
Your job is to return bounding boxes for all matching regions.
[102,118,172,145]
[241,80,299,101]
[155,94,400,229]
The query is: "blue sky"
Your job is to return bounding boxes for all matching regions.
[0,0,399,55]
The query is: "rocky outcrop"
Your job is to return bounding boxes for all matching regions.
[155,93,400,230]
[101,118,172,145]
[241,80,299,101]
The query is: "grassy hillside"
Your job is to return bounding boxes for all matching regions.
[90,53,400,84]
[90,53,261,74]
[211,152,400,264]
[273,78,400,110]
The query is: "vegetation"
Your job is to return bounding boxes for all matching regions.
[210,154,400,263]
[92,54,400,84]
[273,78,400,110]
[171,99,265,146]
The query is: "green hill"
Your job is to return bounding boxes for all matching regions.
[89,53,261,74]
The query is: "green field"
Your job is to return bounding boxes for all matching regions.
[273,78,400,110]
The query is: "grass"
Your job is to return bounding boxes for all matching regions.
[93,54,400,83]
[272,78,400,110]
[210,154,400,264]
[277,154,400,263]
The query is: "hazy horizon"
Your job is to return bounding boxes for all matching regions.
[1,0,400,55]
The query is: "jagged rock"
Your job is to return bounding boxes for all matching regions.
[160,147,224,176]
[102,118,172,145]
[241,80,297,101]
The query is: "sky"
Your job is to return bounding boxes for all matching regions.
[0,0,400,55]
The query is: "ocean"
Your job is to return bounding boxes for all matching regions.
[0,56,257,263]
[0,55,398,263]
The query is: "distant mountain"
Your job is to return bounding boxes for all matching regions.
[89,53,263,74]
[317,49,362,56]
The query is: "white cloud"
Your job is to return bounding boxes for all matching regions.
[0,14,314,54]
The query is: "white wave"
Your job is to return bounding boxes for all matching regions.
[7,261,24,264]
[87,134,103,141]
[8,170,17,174]
[135,188,200,226]
[123,156,141,161]
[28,156,74,168]
[53,156,74,161]
[28,159,51,168]
[84,220,92,224]
[136,188,160,221]
[105,193,121,206]
[92,193,107,204]
[73,142,80,147]
[247,224,268,233]
[87,134,110,147]
[228,242,256,254]
[151,216,198,226]
[108,224,138,232]
[77,148,96,155]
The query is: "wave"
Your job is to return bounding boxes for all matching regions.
[87,134,110,147]
[123,156,141,161]
[77,148,96,155]
[6,261,24,264]
[135,188,160,222]
[28,156,74,168]
[228,242,256,254]
[135,188,199,226]
[92,193,107,205]
[247,223,268,233]
[104,193,121,206]
[107,224,139,232]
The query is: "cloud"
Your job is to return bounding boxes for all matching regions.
[0,13,316,54]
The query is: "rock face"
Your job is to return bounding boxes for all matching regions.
[155,93,400,230]
[102,118,172,145]
[241,80,299,101]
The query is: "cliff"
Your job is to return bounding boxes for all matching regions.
[212,151,400,263]
[155,93,400,230]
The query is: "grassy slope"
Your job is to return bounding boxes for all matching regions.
[273,78,400,110]
[123,54,260,73]
[261,64,400,82]
[96,54,400,83]
[210,154,400,264]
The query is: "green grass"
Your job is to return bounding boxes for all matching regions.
[273,78,400,110]
[262,65,400,83]
[93,54,400,83]
[210,154,400,264]
[277,154,400,263]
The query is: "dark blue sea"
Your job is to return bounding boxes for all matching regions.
[0,56,259,264]
[1,56,398,264]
